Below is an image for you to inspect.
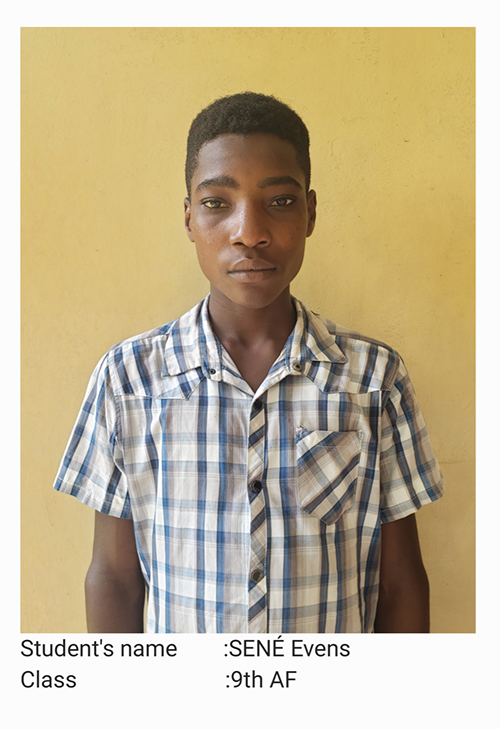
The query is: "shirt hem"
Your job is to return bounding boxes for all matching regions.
[380,478,444,523]
[53,478,132,519]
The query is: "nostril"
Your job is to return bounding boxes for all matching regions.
[230,239,270,248]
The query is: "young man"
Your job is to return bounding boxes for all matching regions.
[54,92,444,633]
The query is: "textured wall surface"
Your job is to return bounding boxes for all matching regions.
[21,27,474,633]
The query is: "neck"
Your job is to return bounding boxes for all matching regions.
[207,287,297,347]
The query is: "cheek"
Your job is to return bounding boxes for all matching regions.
[194,242,211,268]
[286,239,306,274]
[285,229,307,255]
[194,241,225,281]
[190,216,224,247]
[292,245,306,269]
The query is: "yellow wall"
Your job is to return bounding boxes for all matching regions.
[21,27,474,633]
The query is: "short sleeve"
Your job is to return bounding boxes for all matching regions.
[379,360,444,523]
[53,352,131,519]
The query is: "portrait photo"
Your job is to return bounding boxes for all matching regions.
[21,27,474,634]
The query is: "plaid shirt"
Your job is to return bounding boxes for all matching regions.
[54,296,443,633]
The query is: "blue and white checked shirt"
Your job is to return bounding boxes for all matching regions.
[54,296,444,633]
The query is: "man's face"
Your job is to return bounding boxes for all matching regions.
[184,133,316,311]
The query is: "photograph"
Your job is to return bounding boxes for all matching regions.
[21,27,475,634]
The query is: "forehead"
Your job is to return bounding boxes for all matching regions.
[192,133,303,185]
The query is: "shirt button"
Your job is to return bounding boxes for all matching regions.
[208,368,216,375]
[253,399,263,410]
[292,362,302,372]
[251,480,262,493]
[251,570,263,582]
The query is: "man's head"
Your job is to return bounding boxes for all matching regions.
[184,93,316,312]
[185,92,311,198]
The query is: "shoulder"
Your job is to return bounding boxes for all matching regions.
[302,304,404,393]
[96,303,200,397]
[108,298,204,361]
[107,318,174,359]
[96,298,206,397]
[109,320,175,357]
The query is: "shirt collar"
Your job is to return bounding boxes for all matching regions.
[162,296,220,378]
[286,298,348,369]
[162,295,348,388]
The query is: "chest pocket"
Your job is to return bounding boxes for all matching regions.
[296,428,362,525]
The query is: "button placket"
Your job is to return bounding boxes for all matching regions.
[247,397,268,632]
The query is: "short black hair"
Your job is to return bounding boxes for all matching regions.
[185,92,311,196]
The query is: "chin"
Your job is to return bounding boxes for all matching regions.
[235,290,290,311]
[215,283,289,311]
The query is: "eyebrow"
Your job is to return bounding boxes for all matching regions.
[195,174,303,193]
[257,176,302,189]
[195,176,238,192]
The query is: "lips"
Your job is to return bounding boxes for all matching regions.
[229,259,276,273]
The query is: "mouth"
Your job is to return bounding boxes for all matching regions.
[228,268,276,281]
[229,259,276,274]
[228,260,276,282]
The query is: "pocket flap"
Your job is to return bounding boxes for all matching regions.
[296,429,362,525]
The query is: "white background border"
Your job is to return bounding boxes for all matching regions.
[7,2,492,723]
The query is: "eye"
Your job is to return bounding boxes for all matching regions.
[271,196,295,207]
[201,199,228,209]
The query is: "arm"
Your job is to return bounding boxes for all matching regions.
[374,513,430,633]
[85,511,145,633]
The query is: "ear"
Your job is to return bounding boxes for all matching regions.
[306,190,317,238]
[184,197,195,242]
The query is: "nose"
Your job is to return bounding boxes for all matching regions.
[228,202,271,248]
